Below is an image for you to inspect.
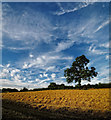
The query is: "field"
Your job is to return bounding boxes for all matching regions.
[2,89,111,120]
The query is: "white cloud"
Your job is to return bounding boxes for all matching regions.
[43,73,48,77]
[1,78,31,90]
[6,46,33,51]
[23,77,26,81]
[106,54,111,60]
[6,64,10,68]
[29,54,34,58]
[35,78,40,82]
[86,62,94,68]
[56,40,75,52]
[1,3,109,89]
[39,78,50,84]
[28,81,33,83]
[81,66,109,85]
[66,18,100,45]
[0,64,3,67]
[89,44,107,55]
[55,2,94,16]
[62,56,73,60]
[106,55,109,60]
[94,20,109,33]
[99,42,109,48]
[46,66,55,71]
[0,68,9,78]
[2,3,54,50]
[22,62,28,69]
[51,73,56,79]
[99,65,109,77]
[61,76,65,79]
[1,64,51,89]
[10,69,20,77]
[40,74,43,78]
[22,53,73,70]
[35,77,51,84]
[61,65,70,70]
[64,16,109,52]
[81,77,101,85]
[0,65,24,87]
[14,74,21,81]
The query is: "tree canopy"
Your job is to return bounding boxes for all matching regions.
[64,55,98,86]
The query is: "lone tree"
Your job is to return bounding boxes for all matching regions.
[64,55,98,87]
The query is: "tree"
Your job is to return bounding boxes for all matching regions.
[48,82,57,89]
[64,55,98,87]
[20,87,28,92]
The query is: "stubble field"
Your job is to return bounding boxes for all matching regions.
[2,88,111,120]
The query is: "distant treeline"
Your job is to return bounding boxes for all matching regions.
[1,82,111,93]
[47,82,111,90]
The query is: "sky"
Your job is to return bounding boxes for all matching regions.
[0,2,110,89]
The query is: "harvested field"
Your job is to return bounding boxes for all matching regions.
[2,89,111,120]
[2,89,111,111]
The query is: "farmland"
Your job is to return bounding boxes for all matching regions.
[2,88,111,120]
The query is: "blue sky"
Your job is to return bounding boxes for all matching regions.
[1,2,110,89]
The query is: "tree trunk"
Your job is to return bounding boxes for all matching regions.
[78,80,81,86]
[78,80,81,89]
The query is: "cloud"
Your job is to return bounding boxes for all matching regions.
[60,76,65,79]
[6,64,10,68]
[99,42,109,48]
[94,20,109,33]
[35,77,51,84]
[22,53,73,70]
[23,77,26,81]
[0,65,21,81]
[22,62,29,69]
[40,74,43,78]
[61,65,71,71]
[1,78,35,90]
[39,78,51,84]
[0,64,49,89]
[81,66,109,85]
[10,69,20,77]
[2,3,109,55]
[2,3,54,51]
[1,58,109,89]
[35,78,40,82]
[1,2,109,89]
[89,44,108,55]
[45,66,55,71]
[81,77,101,85]
[43,73,48,77]
[56,40,75,52]
[106,55,109,60]
[65,15,109,49]
[51,73,56,80]
[14,74,21,81]
[105,55,111,60]
[29,54,34,58]
[54,2,94,16]
[99,65,109,77]
[28,80,33,83]
[0,64,3,67]
[2,50,73,89]
[0,68,9,78]
[62,56,73,60]
[6,46,33,51]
